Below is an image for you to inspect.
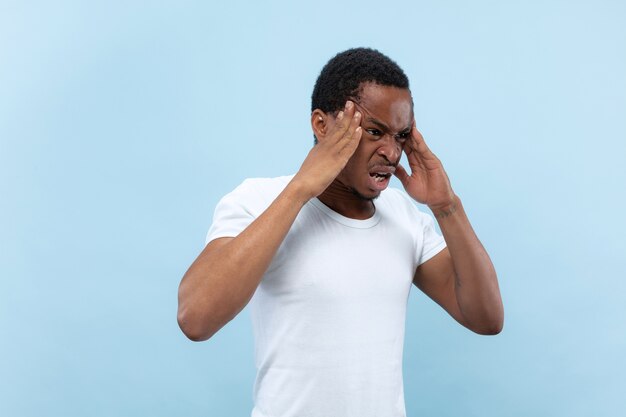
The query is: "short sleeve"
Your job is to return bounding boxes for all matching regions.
[384,188,447,267]
[204,177,291,246]
[204,181,257,245]
[416,212,447,266]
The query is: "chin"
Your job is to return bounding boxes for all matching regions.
[351,187,380,202]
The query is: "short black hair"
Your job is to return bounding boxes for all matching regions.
[311,47,410,115]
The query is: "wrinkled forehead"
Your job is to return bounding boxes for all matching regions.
[354,83,413,131]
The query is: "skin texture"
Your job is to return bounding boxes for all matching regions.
[177,100,364,341]
[177,83,504,341]
[313,84,413,219]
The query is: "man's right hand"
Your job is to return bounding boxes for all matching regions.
[291,101,362,201]
[178,102,362,342]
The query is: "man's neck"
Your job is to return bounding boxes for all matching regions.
[316,180,375,220]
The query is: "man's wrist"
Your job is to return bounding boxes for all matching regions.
[429,195,461,220]
[285,178,316,206]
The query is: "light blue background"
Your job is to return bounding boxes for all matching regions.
[2,1,625,416]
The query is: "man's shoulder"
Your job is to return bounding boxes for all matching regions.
[236,174,294,190]
[229,174,294,197]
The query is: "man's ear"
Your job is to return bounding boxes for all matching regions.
[311,109,329,141]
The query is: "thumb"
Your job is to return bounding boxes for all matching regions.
[393,163,410,187]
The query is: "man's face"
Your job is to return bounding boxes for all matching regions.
[333,83,413,200]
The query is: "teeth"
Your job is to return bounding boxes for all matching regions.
[371,173,389,181]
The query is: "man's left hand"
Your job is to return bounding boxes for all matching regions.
[394,123,456,211]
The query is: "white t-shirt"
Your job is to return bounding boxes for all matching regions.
[206,175,447,417]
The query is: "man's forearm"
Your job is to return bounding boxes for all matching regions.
[177,181,310,341]
[178,102,364,341]
[431,195,504,334]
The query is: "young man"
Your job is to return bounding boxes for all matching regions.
[178,48,504,417]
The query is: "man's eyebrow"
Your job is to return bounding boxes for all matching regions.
[366,117,412,134]
[366,117,390,132]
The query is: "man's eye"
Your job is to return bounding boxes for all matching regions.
[366,129,382,137]
[395,132,410,142]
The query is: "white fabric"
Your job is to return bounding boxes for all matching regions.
[206,175,447,417]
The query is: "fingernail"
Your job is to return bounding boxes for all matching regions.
[337,111,344,120]
[354,111,361,119]
[346,101,353,109]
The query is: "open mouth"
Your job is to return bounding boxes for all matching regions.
[367,170,392,192]
[367,165,395,191]
[370,172,392,182]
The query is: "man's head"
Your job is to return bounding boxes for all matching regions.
[311,48,414,201]
[311,48,410,129]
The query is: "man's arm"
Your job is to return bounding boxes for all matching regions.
[413,196,503,335]
[177,188,309,341]
[394,125,504,335]
[177,102,363,341]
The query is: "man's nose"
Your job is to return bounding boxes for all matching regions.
[377,135,402,163]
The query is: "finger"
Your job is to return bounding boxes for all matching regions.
[344,100,355,114]
[328,101,358,142]
[344,125,362,153]
[393,163,411,187]
[335,108,361,146]
[338,113,363,160]
[410,125,435,157]
[334,126,362,166]
[336,100,357,129]
[345,109,362,138]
